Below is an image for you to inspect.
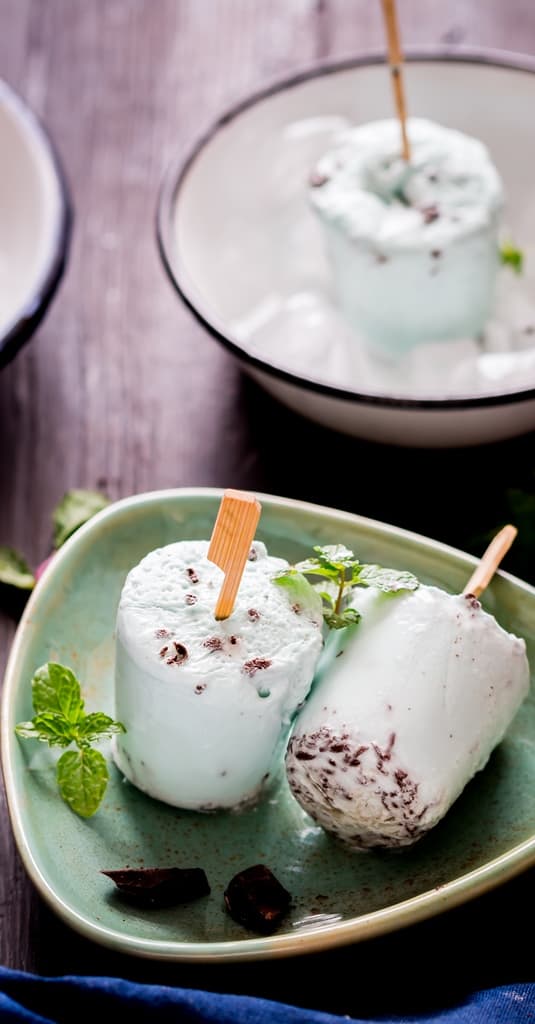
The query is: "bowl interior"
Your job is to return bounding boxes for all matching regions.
[167,59,535,401]
[0,81,65,340]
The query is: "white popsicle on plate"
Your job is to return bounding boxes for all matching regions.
[286,553,530,849]
[113,539,323,810]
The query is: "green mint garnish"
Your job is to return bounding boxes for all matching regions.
[56,748,109,819]
[0,547,35,591]
[15,662,125,817]
[500,243,524,274]
[52,489,109,549]
[274,544,418,630]
[271,569,323,620]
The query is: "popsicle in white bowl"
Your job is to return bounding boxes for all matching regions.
[309,118,504,356]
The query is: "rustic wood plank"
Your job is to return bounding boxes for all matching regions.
[0,0,534,1005]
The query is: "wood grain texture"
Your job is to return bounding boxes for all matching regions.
[0,0,534,1011]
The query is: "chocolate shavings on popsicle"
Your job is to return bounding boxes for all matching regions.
[224,865,291,933]
[102,867,210,908]
[243,658,272,677]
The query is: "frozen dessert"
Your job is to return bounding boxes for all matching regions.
[286,583,529,849]
[309,118,504,355]
[113,540,323,810]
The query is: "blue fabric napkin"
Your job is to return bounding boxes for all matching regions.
[0,969,533,1024]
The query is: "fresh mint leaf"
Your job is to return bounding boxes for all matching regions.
[273,570,323,620]
[296,545,357,579]
[32,663,84,722]
[56,747,109,818]
[356,565,419,593]
[313,545,356,568]
[78,713,126,743]
[52,489,109,549]
[324,608,362,630]
[14,721,43,740]
[279,543,419,631]
[30,712,76,747]
[16,661,125,817]
[0,547,35,591]
[500,243,524,274]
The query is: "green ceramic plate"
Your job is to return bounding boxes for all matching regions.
[2,489,535,962]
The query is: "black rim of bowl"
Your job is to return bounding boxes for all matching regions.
[157,48,535,412]
[0,78,72,371]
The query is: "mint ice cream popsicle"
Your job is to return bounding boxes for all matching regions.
[309,118,504,355]
[113,540,323,810]
[286,581,529,850]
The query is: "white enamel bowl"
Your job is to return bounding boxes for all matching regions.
[158,52,535,448]
[0,78,70,368]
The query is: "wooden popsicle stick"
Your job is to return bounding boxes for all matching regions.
[380,0,411,162]
[208,489,262,621]
[463,524,518,599]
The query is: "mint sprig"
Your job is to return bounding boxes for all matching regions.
[15,662,125,817]
[500,243,524,274]
[1,489,109,607]
[274,544,418,630]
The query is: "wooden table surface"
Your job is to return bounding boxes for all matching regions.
[1,1,534,1017]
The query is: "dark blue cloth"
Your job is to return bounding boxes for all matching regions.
[0,970,533,1024]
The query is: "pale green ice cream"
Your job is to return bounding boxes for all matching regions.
[113,540,323,810]
[286,585,529,849]
[309,118,504,355]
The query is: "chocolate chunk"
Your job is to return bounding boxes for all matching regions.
[247,547,258,561]
[102,867,210,908]
[421,204,440,225]
[224,865,291,933]
[167,641,188,665]
[186,567,199,583]
[243,658,272,676]
[248,608,260,621]
[204,636,224,652]
[464,593,481,610]
[185,593,198,606]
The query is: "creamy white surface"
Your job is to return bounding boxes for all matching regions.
[309,118,504,354]
[114,540,323,810]
[286,585,529,849]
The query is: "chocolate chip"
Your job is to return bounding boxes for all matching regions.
[224,865,291,933]
[167,641,188,665]
[185,593,198,605]
[248,547,258,562]
[421,204,440,225]
[155,628,170,639]
[243,658,272,676]
[186,567,199,583]
[204,636,223,652]
[248,608,260,621]
[102,867,210,908]
[431,249,442,259]
[309,170,329,188]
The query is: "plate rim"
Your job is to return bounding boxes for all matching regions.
[157,47,535,412]
[3,486,535,962]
